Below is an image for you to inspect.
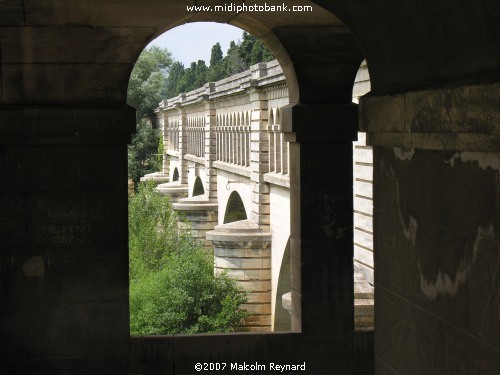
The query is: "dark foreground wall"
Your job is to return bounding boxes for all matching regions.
[362,83,500,374]
[0,106,134,374]
[130,331,374,375]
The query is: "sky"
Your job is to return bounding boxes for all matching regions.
[147,22,245,67]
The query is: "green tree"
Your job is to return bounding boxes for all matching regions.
[127,46,173,121]
[207,43,225,82]
[176,61,197,93]
[210,42,224,66]
[128,119,161,188]
[165,61,185,98]
[129,182,249,334]
[127,46,171,186]
[239,31,256,66]
[223,40,247,76]
[250,39,275,65]
[194,59,208,87]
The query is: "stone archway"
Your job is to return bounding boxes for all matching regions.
[2,1,499,374]
[192,176,205,196]
[223,191,248,224]
[172,167,179,182]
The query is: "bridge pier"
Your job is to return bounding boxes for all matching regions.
[155,182,189,203]
[173,196,218,248]
[207,220,272,331]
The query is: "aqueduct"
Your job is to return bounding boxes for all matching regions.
[0,1,499,374]
[142,59,374,332]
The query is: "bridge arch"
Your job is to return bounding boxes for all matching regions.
[192,176,205,197]
[171,167,179,182]
[223,191,248,224]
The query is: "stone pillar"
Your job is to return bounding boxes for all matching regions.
[248,87,270,227]
[361,83,500,374]
[204,100,218,202]
[207,220,272,331]
[0,105,134,374]
[155,182,188,203]
[283,103,357,350]
[173,196,218,248]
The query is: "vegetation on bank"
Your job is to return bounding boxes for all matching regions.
[129,182,249,335]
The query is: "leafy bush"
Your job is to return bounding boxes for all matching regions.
[128,119,162,189]
[129,182,249,334]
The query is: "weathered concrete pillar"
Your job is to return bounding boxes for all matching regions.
[207,220,272,331]
[0,105,134,374]
[360,82,500,373]
[283,102,357,349]
[173,196,218,248]
[155,181,189,203]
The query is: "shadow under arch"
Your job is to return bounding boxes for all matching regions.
[172,167,179,182]
[223,191,247,224]
[192,176,205,196]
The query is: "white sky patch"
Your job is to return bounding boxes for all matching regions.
[148,22,244,67]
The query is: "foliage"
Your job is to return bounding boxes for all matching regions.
[164,31,275,99]
[129,182,249,335]
[127,46,171,186]
[210,42,224,67]
[127,46,173,121]
[128,119,162,188]
[165,61,185,99]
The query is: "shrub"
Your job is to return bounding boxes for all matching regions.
[129,182,249,334]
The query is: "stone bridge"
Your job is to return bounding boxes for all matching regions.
[142,60,374,332]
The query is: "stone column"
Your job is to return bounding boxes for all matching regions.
[283,102,357,344]
[206,220,272,331]
[0,105,134,374]
[173,197,218,248]
[204,99,218,203]
[361,83,500,373]
[248,86,270,227]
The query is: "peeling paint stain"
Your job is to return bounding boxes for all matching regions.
[460,152,500,171]
[395,177,418,247]
[394,147,415,161]
[22,256,45,278]
[445,152,460,167]
[419,224,494,300]
[446,152,500,170]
